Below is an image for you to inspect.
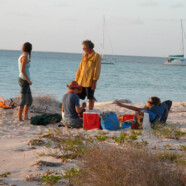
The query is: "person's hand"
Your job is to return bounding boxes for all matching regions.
[91,81,96,90]
[82,102,87,108]
[28,80,32,85]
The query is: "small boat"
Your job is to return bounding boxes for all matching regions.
[164,20,186,66]
[165,55,186,66]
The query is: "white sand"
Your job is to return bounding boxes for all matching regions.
[0,99,186,185]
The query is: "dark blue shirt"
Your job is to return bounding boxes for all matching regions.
[149,103,166,123]
[62,93,80,119]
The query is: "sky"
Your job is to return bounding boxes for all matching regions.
[0,0,186,57]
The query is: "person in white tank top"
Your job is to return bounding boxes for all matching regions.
[18,42,33,121]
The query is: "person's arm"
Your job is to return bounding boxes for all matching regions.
[75,103,86,114]
[92,55,101,90]
[75,59,83,82]
[115,100,146,112]
[21,56,32,85]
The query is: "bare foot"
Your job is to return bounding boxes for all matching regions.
[18,119,24,122]
[24,118,30,120]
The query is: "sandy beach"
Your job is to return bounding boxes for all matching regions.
[0,96,186,185]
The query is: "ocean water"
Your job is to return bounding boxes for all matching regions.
[0,50,186,103]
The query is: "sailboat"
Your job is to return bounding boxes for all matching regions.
[101,16,114,65]
[164,20,186,65]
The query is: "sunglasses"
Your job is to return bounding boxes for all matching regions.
[148,101,153,104]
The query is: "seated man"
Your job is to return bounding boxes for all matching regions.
[62,81,86,128]
[116,97,171,125]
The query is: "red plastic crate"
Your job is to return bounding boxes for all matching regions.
[83,112,101,130]
[122,114,136,122]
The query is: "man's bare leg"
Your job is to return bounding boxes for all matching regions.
[89,99,94,110]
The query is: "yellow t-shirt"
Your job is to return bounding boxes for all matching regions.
[75,52,101,87]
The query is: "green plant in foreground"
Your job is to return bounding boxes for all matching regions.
[45,139,52,148]
[174,158,186,165]
[63,168,80,179]
[114,130,142,144]
[0,172,11,178]
[41,169,62,185]
[28,139,45,146]
[157,151,186,165]
[152,124,186,139]
[36,131,94,161]
[131,130,142,136]
[180,145,186,152]
[135,140,149,148]
[36,152,46,157]
[114,132,128,143]
[94,135,109,141]
[181,103,186,107]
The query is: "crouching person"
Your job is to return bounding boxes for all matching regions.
[62,81,86,128]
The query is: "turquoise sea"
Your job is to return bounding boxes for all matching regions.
[0,50,186,103]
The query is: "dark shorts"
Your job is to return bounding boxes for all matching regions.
[78,87,94,100]
[18,78,33,107]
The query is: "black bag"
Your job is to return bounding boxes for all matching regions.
[31,113,62,126]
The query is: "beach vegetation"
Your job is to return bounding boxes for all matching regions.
[33,160,62,168]
[94,134,109,141]
[180,145,186,152]
[63,168,80,179]
[152,124,186,139]
[45,139,52,147]
[114,130,142,144]
[157,151,186,165]
[36,152,46,157]
[157,151,182,162]
[0,172,11,178]
[135,139,149,148]
[180,103,186,107]
[69,145,185,186]
[24,173,41,182]
[163,144,173,150]
[113,132,128,143]
[28,138,45,146]
[41,169,62,185]
[37,130,94,162]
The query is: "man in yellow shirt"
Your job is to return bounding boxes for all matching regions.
[75,40,101,110]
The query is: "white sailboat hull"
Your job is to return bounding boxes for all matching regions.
[164,58,186,66]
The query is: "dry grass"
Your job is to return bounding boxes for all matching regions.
[33,94,57,106]
[70,145,185,186]
[30,94,61,114]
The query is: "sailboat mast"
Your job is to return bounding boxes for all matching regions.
[181,19,184,56]
[102,16,105,58]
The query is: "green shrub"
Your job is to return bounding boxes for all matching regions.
[0,172,11,178]
[152,124,186,139]
[63,168,80,179]
[41,169,62,185]
[94,135,109,141]
[114,130,142,144]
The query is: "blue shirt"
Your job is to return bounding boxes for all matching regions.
[18,54,31,80]
[62,93,80,119]
[142,103,166,124]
